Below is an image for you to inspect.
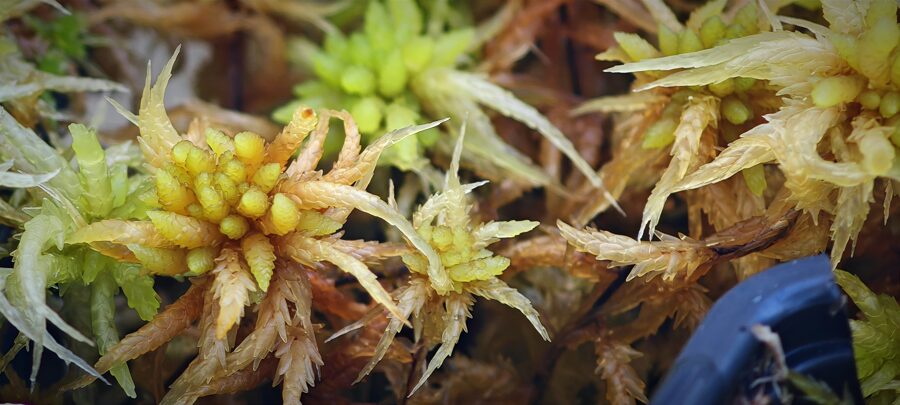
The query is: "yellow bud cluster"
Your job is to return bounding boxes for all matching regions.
[640,3,763,140]
[625,6,768,152]
[151,109,317,230]
[405,223,505,285]
[145,107,320,287]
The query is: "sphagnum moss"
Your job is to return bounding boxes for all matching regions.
[1,1,898,403]
[331,124,549,395]
[0,103,161,397]
[553,3,899,401]
[278,0,618,209]
[834,270,900,400]
[575,0,776,235]
[602,0,900,267]
[65,49,451,404]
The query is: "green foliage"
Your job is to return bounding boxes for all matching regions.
[787,372,854,405]
[277,0,452,148]
[71,124,115,217]
[23,13,89,74]
[91,271,136,398]
[0,37,125,121]
[351,130,547,393]
[834,270,900,400]
[83,251,159,321]
[1,1,899,403]
[0,107,158,392]
[279,0,609,195]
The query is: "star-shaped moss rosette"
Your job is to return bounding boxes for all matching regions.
[277,0,615,204]
[571,0,779,228]
[0,106,158,396]
[606,0,900,266]
[62,48,450,403]
[331,124,549,395]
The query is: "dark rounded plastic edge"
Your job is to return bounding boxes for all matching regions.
[651,255,862,405]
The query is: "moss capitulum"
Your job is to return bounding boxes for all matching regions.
[147,107,322,283]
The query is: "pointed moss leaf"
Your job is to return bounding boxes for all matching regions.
[113,264,159,321]
[0,107,81,202]
[91,271,137,397]
[0,269,105,384]
[135,46,182,168]
[414,74,556,188]
[607,32,841,93]
[0,167,59,188]
[431,69,619,209]
[834,270,900,396]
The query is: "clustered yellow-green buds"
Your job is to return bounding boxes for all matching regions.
[806,0,900,163]
[275,0,462,164]
[678,2,760,127]
[403,222,510,287]
[145,107,321,288]
[616,2,767,151]
[156,130,286,238]
[814,0,900,111]
[642,97,683,149]
[605,1,777,204]
[656,2,762,58]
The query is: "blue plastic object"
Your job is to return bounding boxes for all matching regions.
[651,255,863,404]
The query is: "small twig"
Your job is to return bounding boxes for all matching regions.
[400,346,425,404]
[0,333,29,372]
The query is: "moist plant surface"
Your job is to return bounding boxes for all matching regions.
[0,1,897,404]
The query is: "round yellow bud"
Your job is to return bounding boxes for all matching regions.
[251,163,282,193]
[237,188,269,218]
[172,140,193,166]
[234,131,266,167]
[219,215,250,240]
[267,194,300,235]
[186,247,218,276]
